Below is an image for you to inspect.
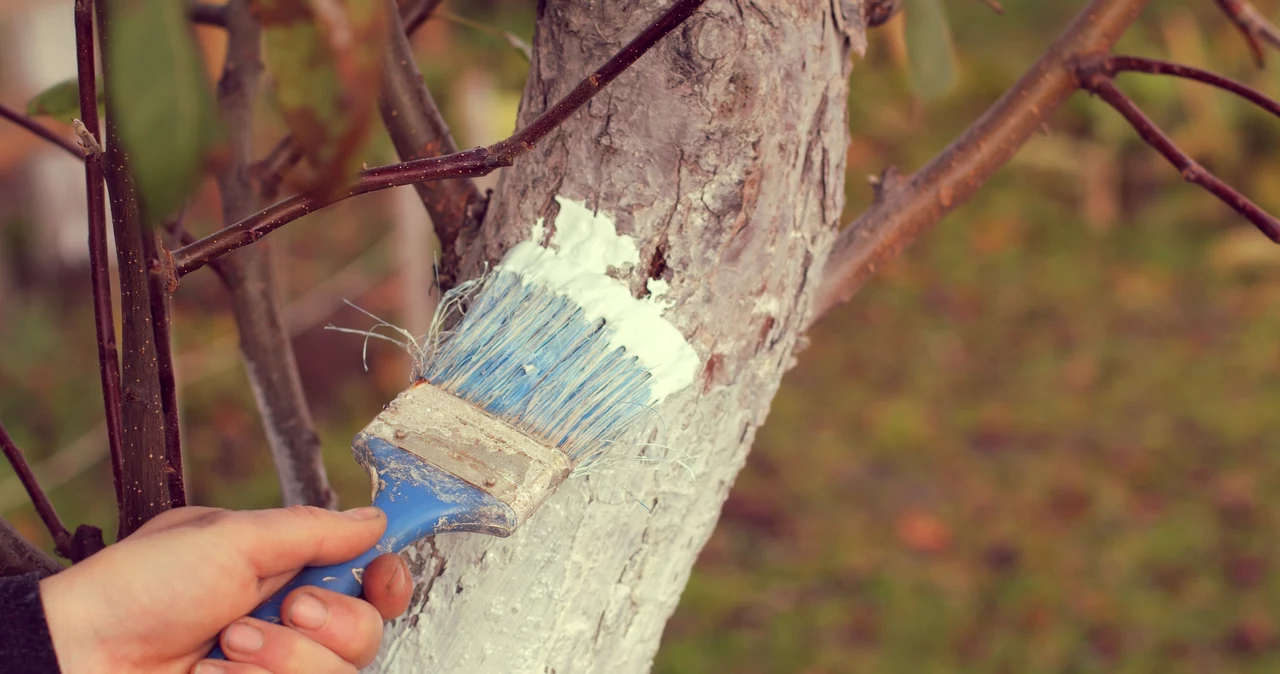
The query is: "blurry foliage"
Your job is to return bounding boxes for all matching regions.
[3,0,1280,671]
[259,0,389,195]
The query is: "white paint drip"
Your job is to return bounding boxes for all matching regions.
[499,196,699,403]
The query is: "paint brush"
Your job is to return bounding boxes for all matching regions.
[211,196,698,655]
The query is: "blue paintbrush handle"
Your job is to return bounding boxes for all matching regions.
[208,436,516,660]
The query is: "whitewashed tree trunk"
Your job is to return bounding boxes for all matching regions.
[375,2,861,671]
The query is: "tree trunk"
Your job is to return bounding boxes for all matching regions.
[376,2,860,671]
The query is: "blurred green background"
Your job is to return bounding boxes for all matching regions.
[4,1,1280,672]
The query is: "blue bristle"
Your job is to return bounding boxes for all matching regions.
[421,271,653,462]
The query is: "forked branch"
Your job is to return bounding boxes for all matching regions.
[172,0,709,277]
[1076,55,1280,242]
[1212,0,1280,67]
[811,0,1151,322]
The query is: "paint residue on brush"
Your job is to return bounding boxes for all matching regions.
[499,196,698,403]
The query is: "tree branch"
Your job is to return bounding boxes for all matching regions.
[1101,55,1280,117]
[810,0,1151,323]
[1076,58,1280,242]
[75,0,125,512]
[380,0,483,288]
[173,0,709,277]
[0,103,83,160]
[187,0,227,27]
[0,517,62,577]
[213,0,335,508]
[141,227,185,508]
[1213,0,1280,68]
[95,0,172,537]
[0,421,70,558]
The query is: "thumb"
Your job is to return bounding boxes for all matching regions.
[213,506,387,579]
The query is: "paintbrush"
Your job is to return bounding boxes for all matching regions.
[212,196,698,648]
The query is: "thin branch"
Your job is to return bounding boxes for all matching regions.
[187,0,228,27]
[1100,55,1280,118]
[174,0,709,277]
[214,0,335,508]
[1077,62,1280,242]
[380,0,483,288]
[0,421,70,558]
[141,227,185,508]
[75,0,125,513]
[0,103,83,160]
[0,517,62,577]
[96,0,173,538]
[253,135,306,202]
[1213,0,1280,68]
[810,0,1151,323]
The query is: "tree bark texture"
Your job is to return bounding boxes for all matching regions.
[375,2,859,671]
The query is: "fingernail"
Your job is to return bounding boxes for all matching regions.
[194,664,225,674]
[388,559,408,595]
[344,506,382,520]
[289,592,330,630]
[224,622,264,654]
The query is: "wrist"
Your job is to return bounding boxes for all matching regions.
[39,569,105,674]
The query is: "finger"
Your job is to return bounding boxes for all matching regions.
[217,506,387,579]
[192,660,271,674]
[361,553,413,620]
[132,506,225,536]
[281,587,386,667]
[219,617,357,674]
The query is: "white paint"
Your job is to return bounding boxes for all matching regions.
[645,278,674,310]
[753,294,780,316]
[499,196,699,403]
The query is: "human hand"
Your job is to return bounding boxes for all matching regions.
[39,505,413,674]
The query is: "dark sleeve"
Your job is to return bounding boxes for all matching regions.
[0,573,62,674]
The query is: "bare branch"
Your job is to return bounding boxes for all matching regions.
[141,227,185,508]
[810,0,1151,324]
[1213,0,1280,67]
[1077,61,1280,242]
[0,421,70,558]
[95,0,173,537]
[0,103,83,160]
[187,1,228,27]
[379,0,484,288]
[213,0,335,508]
[173,0,710,277]
[1101,55,1280,118]
[75,0,125,511]
[0,518,61,578]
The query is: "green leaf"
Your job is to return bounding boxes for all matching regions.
[255,0,387,196]
[26,78,102,123]
[106,0,223,225]
[903,0,958,101]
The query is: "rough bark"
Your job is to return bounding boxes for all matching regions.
[0,518,61,578]
[374,2,858,672]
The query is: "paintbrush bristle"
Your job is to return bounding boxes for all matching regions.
[422,270,653,464]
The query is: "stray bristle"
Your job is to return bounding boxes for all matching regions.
[420,271,653,463]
